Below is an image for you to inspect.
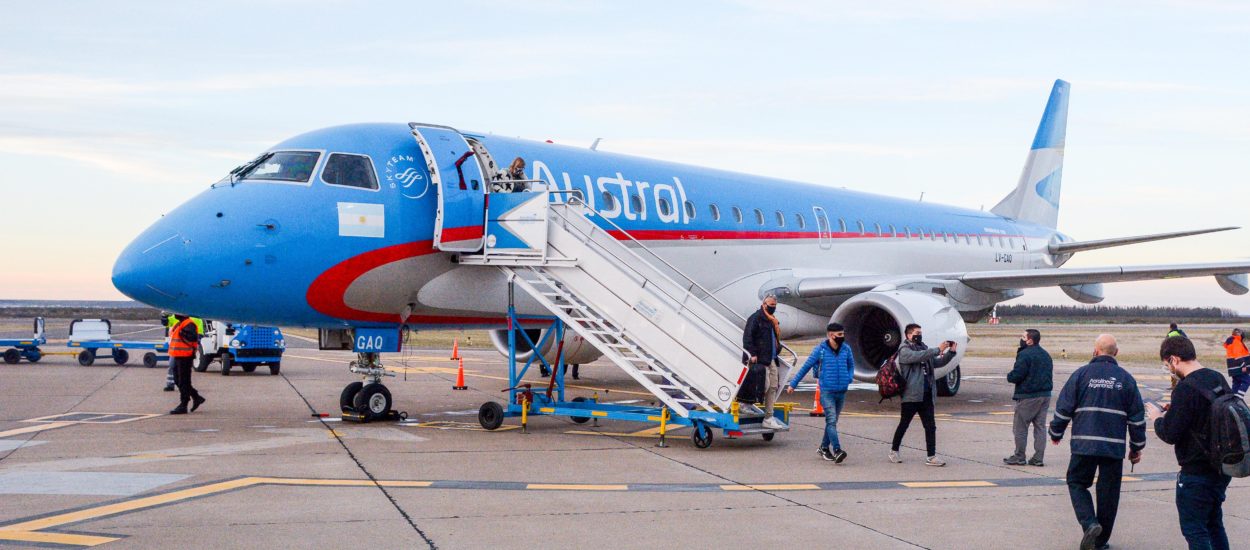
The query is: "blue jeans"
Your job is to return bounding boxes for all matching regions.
[819,390,847,451]
[1177,472,1231,550]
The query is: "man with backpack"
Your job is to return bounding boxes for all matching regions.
[889,323,956,467]
[1149,335,1245,549]
[786,322,854,463]
[1049,334,1145,550]
[1004,329,1053,466]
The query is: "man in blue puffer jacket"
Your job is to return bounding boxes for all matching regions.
[787,322,855,463]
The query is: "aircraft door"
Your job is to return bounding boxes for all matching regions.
[812,206,832,250]
[410,123,487,252]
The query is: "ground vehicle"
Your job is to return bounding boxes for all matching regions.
[195,321,285,375]
[1,317,46,364]
[68,319,168,367]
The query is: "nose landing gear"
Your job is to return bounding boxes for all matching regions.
[339,352,406,423]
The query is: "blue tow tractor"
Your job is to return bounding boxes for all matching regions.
[68,319,169,367]
[476,284,794,449]
[1,317,46,364]
[195,320,286,375]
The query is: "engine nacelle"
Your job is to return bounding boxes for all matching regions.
[831,289,968,394]
[488,328,603,366]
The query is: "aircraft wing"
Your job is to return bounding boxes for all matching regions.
[775,260,1250,299]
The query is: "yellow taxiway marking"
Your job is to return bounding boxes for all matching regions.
[566,424,680,438]
[1,413,162,439]
[721,484,820,491]
[527,483,628,491]
[0,531,118,546]
[408,421,521,432]
[899,480,997,488]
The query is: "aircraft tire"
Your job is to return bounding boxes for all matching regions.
[937,365,961,397]
[353,384,392,421]
[3,349,19,364]
[340,381,364,412]
[479,401,504,430]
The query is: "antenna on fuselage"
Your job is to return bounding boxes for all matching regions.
[918,192,925,202]
[590,138,602,151]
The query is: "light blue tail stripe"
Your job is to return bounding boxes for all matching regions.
[1031,79,1070,150]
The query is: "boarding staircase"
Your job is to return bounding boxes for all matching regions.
[459,192,793,416]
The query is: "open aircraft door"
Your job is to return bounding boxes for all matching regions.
[410,123,487,252]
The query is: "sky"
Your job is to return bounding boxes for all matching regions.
[1,1,1248,312]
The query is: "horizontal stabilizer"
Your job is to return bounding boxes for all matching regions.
[1048,227,1239,255]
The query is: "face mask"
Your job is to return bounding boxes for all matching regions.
[1019,339,1028,349]
[765,305,777,314]
[834,336,845,345]
[911,334,923,344]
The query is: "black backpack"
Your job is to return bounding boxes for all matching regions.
[1193,384,1250,478]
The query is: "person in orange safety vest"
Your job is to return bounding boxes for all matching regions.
[1224,328,1250,397]
[169,314,205,414]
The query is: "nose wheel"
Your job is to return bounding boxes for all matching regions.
[340,353,402,422]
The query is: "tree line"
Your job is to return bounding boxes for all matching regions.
[997,304,1245,321]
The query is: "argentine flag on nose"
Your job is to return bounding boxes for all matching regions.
[991,79,1069,229]
[338,202,385,238]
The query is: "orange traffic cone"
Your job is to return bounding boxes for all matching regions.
[449,337,460,361]
[452,358,468,390]
[809,382,825,417]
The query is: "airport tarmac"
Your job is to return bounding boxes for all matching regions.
[1,329,1246,549]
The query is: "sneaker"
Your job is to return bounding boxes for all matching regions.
[1027,457,1045,467]
[191,395,205,412]
[169,407,188,415]
[163,385,175,392]
[819,447,835,461]
[1003,456,1026,465]
[832,449,848,463]
[925,456,946,467]
[1080,523,1103,550]
[888,450,902,463]
[763,417,787,430]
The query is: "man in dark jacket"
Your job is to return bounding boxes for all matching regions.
[1148,336,1233,550]
[743,295,785,429]
[1050,334,1145,550]
[889,323,956,467]
[1005,328,1053,466]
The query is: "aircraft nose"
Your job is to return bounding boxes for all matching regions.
[112,230,191,308]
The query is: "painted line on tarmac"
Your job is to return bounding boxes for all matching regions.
[0,472,1180,547]
[0,413,161,439]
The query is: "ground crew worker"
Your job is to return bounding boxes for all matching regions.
[1004,329,1053,466]
[1050,334,1146,550]
[169,314,205,415]
[164,315,204,391]
[1223,328,1249,397]
[743,294,785,429]
[1168,323,1188,339]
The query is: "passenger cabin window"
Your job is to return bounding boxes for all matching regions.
[684,200,696,220]
[775,211,785,227]
[874,223,882,236]
[709,203,721,221]
[732,206,743,223]
[753,209,765,226]
[888,224,897,237]
[630,195,643,215]
[234,151,320,183]
[838,219,847,233]
[601,191,617,210]
[658,197,673,217]
[321,153,378,190]
[857,220,865,235]
[795,213,806,229]
[904,226,911,238]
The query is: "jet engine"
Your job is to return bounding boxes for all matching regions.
[830,289,968,396]
[487,328,603,367]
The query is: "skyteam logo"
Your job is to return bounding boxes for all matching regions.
[386,154,429,199]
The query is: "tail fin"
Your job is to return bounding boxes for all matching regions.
[991,79,1069,228]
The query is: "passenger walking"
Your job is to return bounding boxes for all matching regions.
[889,323,956,466]
[1049,334,1146,550]
[786,322,854,463]
[168,314,205,415]
[1223,328,1249,397]
[743,295,786,429]
[1004,329,1053,466]
[1148,336,1233,550]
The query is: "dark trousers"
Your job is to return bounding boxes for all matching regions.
[1177,472,1232,550]
[173,356,200,407]
[1067,454,1122,547]
[892,393,936,456]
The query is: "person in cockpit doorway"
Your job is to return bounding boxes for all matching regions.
[743,294,787,430]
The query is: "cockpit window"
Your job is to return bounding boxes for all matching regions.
[234,151,320,183]
[321,153,379,190]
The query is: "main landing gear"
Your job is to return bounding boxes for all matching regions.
[339,352,405,423]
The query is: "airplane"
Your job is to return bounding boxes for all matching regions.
[112,79,1249,420]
